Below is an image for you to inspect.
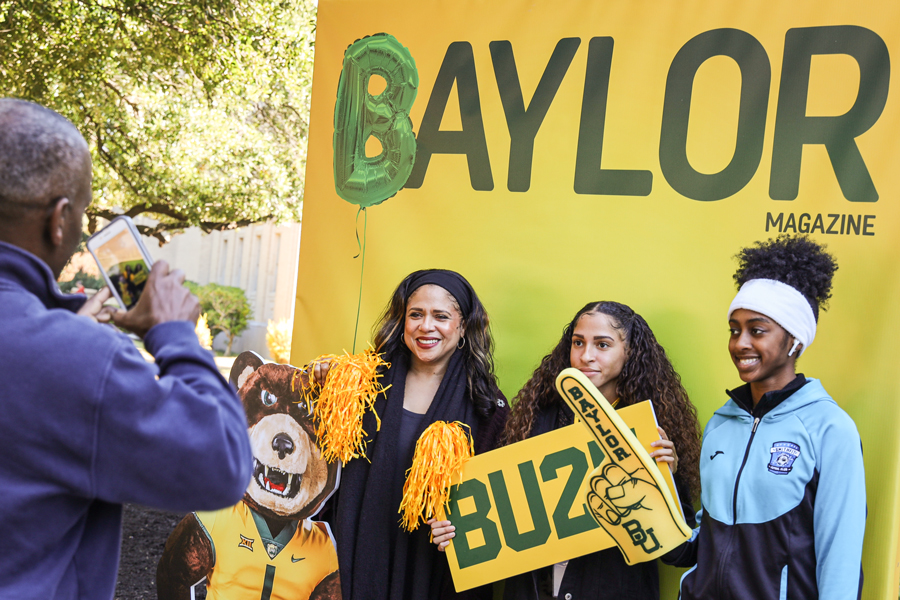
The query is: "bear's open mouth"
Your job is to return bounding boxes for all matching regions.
[253,459,303,498]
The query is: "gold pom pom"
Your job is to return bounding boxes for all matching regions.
[399,421,474,532]
[303,348,390,464]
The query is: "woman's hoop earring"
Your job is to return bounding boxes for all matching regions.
[457,337,466,350]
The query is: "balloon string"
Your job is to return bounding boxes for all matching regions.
[352,207,367,353]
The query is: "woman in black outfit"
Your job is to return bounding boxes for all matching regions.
[329,269,508,600]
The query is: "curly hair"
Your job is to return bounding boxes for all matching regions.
[500,301,702,498]
[733,235,838,320]
[372,270,501,419]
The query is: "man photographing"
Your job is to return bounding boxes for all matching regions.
[0,99,253,599]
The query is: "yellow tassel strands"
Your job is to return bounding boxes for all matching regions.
[302,348,390,464]
[399,421,474,532]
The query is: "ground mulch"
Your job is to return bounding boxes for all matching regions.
[115,504,204,600]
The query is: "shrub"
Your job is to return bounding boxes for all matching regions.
[58,269,105,293]
[196,313,213,350]
[186,282,250,355]
[266,318,293,364]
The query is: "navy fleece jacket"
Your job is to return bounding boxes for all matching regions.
[0,241,252,600]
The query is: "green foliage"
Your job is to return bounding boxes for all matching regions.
[186,281,250,355]
[0,0,316,241]
[58,268,105,292]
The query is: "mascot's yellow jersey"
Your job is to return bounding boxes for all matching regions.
[195,503,338,600]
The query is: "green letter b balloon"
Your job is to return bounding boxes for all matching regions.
[333,33,418,207]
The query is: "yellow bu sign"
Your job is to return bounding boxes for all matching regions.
[443,397,684,591]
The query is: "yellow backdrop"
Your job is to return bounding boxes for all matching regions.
[293,1,900,597]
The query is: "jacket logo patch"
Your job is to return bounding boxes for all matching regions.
[238,534,254,551]
[768,441,800,474]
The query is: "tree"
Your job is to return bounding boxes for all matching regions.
[187,282,250,355]
[0,0,316,242]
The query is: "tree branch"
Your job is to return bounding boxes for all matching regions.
[85,205,277,246]
[124,203,191,222]
[102,79,140,115]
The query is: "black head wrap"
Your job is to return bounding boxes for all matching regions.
[402,269,474,317]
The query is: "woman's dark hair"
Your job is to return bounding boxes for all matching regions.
[500,301,702,498]
[372,269,501,419]
[734,234,838,320]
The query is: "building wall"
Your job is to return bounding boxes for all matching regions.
[145,221,301,359]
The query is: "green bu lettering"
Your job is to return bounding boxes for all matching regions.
[447,443,606,569]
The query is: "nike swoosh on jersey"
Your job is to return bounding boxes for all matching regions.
[291,555,306,563]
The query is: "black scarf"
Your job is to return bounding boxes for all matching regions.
[334,348,479,600]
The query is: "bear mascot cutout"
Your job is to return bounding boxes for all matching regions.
[157,352,342,600]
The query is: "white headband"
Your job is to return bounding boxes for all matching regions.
[727,278,817,356]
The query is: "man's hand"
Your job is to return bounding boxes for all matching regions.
[76,287,117,324]
[112,260,200,338]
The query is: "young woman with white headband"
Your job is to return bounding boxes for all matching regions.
[665,235,866,600]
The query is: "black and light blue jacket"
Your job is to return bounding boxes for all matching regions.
[664,376,865,600]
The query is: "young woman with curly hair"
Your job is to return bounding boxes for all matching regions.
[432,300,703,600]
[327,269,509,600]
[665,235,865,600]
